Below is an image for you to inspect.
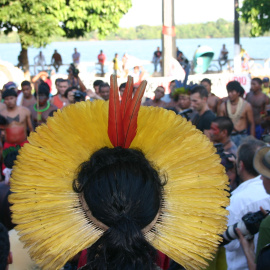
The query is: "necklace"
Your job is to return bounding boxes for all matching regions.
[227,97,245,124]
[34,101,50,121]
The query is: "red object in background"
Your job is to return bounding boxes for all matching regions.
[162,25,176,37]
[77,249,170,269]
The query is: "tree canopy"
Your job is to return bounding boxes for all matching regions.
[0,0,132,73]
[240,0,270,37]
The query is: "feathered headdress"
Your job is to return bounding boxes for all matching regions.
[9,75,229,270]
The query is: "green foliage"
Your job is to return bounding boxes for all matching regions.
[0,0,132,47]
[0,0,65,48]
[240,0,270,37]
[62,0,132,38]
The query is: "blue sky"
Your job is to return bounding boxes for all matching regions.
[120,0,235,27]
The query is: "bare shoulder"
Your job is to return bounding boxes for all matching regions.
[19,106,31,115]
[244,100,252,111]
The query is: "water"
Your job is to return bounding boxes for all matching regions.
[0,37,270,75]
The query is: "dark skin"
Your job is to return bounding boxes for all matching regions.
[21,84,36,108]
[246,80,270,125]
[143,87,167,108]
[201,81,221,114]
[218,90,255,136]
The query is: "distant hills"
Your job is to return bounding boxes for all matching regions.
[0,19,269,43]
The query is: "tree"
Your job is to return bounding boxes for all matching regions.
[0,0,132,76]
[240,0,270,37]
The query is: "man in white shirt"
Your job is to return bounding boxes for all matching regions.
[34,51,46,74]
[225,138,270,270]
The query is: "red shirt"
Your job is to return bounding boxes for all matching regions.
[98,53,106,64]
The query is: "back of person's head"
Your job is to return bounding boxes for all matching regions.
[238,138,265,176]
[21,80,31,88]
[35,83,50,98]
[257,243,270,270]
[0,223,10,270]
[252,77,263,85]
[212,117,234,136]
[190,85,208,98]
[226,81,244,94]
[93,80,104,88]
[73,147,165,270]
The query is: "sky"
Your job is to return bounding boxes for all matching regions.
[119,0,235,27]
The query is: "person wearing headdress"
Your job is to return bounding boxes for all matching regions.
[9,75,229,270]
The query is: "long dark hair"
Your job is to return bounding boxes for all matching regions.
[73,147,165,270]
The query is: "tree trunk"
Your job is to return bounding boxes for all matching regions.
[19,42,30,80]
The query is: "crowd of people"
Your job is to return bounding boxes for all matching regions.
[1,71,270,270]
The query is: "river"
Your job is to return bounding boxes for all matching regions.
[0,37,270,75]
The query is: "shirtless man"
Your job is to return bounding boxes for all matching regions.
[201,78,220,114]
[218,81,255,146]
[50,79,69,109]
[143,86,167,108]
[29,83,57,130]
[20,80,36,108]
[246,77,270,139]
[1,88,33,167]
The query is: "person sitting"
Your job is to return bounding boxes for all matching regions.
[51,50,62,73]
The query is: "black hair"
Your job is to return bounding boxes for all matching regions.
[119,82,126,90]
[34,83,50,98]
[0,115,8,126]
[201,78,211,85]
[64,86,79,98]
[93,80,104,88]
[55,78,64,86]
[212,117,234,136]
[0,223,10,270]
[252,77,263,85]
[190,85,208,98]
[237,139,265,176]
[4,150,19,169]
[21,80,31,88]
[73,147,165,270]
[226,81,244,94]
[2,88,17,99]
[99,82,110,92]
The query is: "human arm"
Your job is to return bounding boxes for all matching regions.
[236,228,256,270]
[217,102,225,116]
[26,108,34,132]
[86,89,103,100]
[246,103,255,137]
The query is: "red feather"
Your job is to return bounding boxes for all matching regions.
[108,75,124,147]
[121,76,133,118]
[123,80,147,148]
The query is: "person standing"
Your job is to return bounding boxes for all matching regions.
[20,80,36,108]
[72,48,80,66]
[190,85,216,137]
[201,78,220,114]
[29,83,57,129]
[34,51,46,74]
[113,53,119,76]
[97,50,106,76]
[246,77,269,139]
[50,79,69,109]
[218,81,255,146]
[143,86,167,108]
[152,47,162,72]
[51,50,62,73]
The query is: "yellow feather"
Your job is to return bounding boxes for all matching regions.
[10,101,229,270]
